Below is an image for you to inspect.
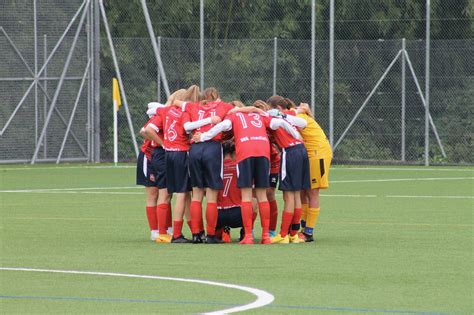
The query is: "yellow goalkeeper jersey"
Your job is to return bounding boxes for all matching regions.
[297,113,332,159]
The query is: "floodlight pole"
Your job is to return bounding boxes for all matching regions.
[424,0,431,166]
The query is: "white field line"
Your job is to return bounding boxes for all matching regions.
[332,177,473,183]
[0,267,274,314]
[387,195,474,200]
[0,165,135,171]
[320,194,376,197]
[0,186,139,193]
[331,167,473,172]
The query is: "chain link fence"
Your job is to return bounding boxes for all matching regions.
[1,0,472,165]
[0,0,93,163]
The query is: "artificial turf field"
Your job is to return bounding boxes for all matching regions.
[0,164,472,314]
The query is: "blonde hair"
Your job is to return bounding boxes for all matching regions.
[185,85,201,102]
[201,87,220,105]
[166,89,187,106]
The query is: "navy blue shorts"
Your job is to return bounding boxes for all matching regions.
[165,151,191,193]
[216,207,243,229]
[151,147,166,189]
[237,157,270,188]
[189,141,223,190]
[279,144,311,191]
[269,173,279,188]
[136,151,155,187]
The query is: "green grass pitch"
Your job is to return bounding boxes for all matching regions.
[0,164,472,314]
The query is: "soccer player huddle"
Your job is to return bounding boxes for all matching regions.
[137,85,332,245]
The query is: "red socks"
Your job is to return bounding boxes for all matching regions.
[258,201,270,236]
[156,203,168,234]
[269,200,278,231]
[146,206,158,231]
[241,201,253,236]
[190,201,203,234]
[173,220,183,238]
[206,202,218,236]
[279,211,293,237]
[290,207,302,236]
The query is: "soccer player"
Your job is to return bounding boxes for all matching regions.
[253,100,280,238]
[142,103,173,243]
[215,141,243,242]
[193,103,302,245]
[137,109,161,241]
[147,87,199,243]
[266,97,310,244]
[294,102,332,242]
[174,87,233,244]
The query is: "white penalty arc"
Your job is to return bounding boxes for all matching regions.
[0,267,274,314]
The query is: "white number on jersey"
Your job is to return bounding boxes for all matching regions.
[165,117,178,141]
[222,173,233,197]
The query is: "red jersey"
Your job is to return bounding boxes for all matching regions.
[147,113,165,149]
[226,112,272,163]
[140,139,153,160]
[140,119,154,160]
[217,159,241,209]
[269,120,303,149]
[161,106,189,151]
[183,101,233,141]
[270,144,280,174]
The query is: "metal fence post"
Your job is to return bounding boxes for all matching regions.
[43,34,48,159]
[311,0,315,112]
[200,0,204,90]
[93,0,101,162]
[401,38,406,162]
[329,0,334,148]
[87,0,92,162]
[157,36,161,102]
[425,0,431,166]
[273,37,277,96]
[34,0,38,146]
